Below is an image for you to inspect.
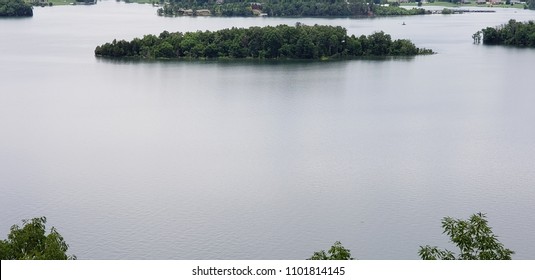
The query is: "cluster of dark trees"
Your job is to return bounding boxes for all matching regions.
[156,0,428,17]
[0,217,76,260]
[0,0,33,17]
[481,19,535,47]
[94,24,433,60]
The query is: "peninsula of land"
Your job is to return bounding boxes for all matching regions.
[478,19,535,47]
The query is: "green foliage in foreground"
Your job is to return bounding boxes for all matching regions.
[419,213,514,260]
[95,24,433,60]
[0,217,76,260]
[479,19,535,47]
[0,0,33,17]
[309,241,354,260]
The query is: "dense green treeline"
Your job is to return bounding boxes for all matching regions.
[94,24,433,60]
[156,0,428,17]
[262,0,367,17]
[0,0,33,17]
[480,19,535,47]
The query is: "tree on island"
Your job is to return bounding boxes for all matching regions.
[309,241,354,260]
[0,0,33,17]
[419,213,514,260]
[0,217,76,260]
[479,19,535,47]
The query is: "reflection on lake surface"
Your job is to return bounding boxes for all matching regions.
[1,2,535,259]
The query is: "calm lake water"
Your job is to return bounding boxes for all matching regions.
[1,1,535,259]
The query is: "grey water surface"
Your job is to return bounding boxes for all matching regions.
[1,2,535,259]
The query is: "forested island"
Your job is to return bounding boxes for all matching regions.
[0,0,33,17]
[156,0,428,17]
[478,19,535,47]
[95,24,433,60]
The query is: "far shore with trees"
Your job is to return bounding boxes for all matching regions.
[150,0,535,17]
[154,0,430,17]
[94,24,434,60]
[8,0,535,16]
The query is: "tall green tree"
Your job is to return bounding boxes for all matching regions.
[0,217,76,260]
[309,241,354,260]
[419,213,514,260]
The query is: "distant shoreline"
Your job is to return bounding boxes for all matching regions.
[30,0,530,14]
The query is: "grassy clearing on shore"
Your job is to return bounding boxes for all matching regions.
[49,0,72,5]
